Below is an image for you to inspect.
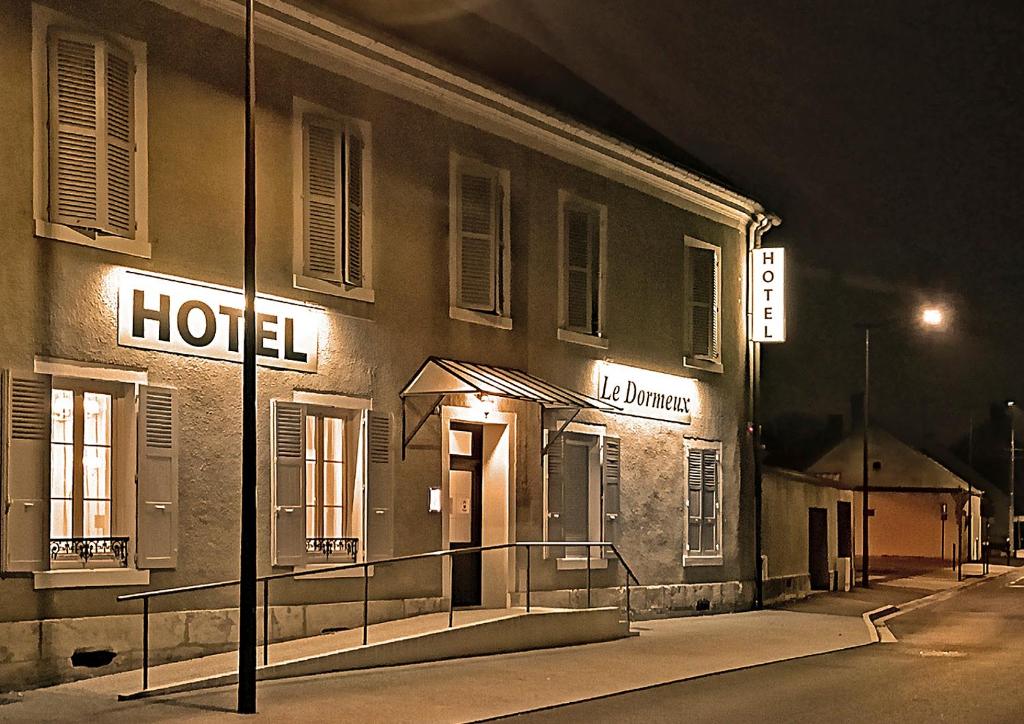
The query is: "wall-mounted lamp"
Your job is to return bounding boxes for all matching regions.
[428,486,442,513]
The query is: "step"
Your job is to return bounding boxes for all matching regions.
[90,606,629,700]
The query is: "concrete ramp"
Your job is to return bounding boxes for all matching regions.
[118,606,628,700]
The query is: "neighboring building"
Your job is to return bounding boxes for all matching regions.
[807,427,982,563]
[0,1,777,689]
[761,466,855,604]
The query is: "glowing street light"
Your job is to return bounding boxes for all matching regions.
[921,307,944,327]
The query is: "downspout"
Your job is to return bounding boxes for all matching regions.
[746,211,780,610]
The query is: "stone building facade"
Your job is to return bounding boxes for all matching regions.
[0,0,777,689]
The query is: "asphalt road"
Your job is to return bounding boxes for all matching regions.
[501,572,1024,724]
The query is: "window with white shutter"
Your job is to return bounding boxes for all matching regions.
[685,443,721,560]
[293,100,374,302]
[32,5,149,257]
[449,153,512,329]
[558,192,607,346]
[684,237,721,369]
[271,398,375,567]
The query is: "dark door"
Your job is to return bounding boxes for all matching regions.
[837,500,852,559]
[808,507,830,590]
[449,423,483,607]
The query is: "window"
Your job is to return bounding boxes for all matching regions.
[544,429,620,561]
[685,443,721,561]
[272,400,394,567]
[1,369,177,584]
[558,192,608,348]
[293,99,374,302]
[32,5,149,256]
[449,153,512,329]
[683,237,721,370]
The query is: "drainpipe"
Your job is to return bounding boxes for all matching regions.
[747,212,780,610]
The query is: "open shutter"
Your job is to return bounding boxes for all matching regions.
[303,118,343,283]
[49,32,100,229]
[365,411,393,561]
[702,449,720,554]
[601,436,621,548]
[2,371,51,573]
[687,246,716,359]
[544,430,565,558]
[272,400,306,566]
[103,43,134,236]
[709,250,720,360]
[137,385,179,569]
[344,130,364,287]
[686,447,703,553]
[457,170,497,311]
[565,208,592,333]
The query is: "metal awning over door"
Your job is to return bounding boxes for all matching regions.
[399,356,619,458]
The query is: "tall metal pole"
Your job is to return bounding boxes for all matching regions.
[967,413,974,561]
[861,327,870,588]
[752,341,764,609]
[238,0,258,713]
[1010,423,1016,559]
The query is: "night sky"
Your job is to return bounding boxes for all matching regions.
[319,0,1024,451]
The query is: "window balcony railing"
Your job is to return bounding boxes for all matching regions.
[50,537,130,567]
[305,537,359,561]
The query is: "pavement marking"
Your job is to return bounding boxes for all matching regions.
[1007,575,1024,588]
[918,649,965,658]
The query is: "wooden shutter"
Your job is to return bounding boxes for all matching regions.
[344,130,364,287]
[137,385,179,569]
[365,412,393,560]
[601,436,621,547]
[544,430,565,556]
[686,447,703,553]
[303,118,343,283]
[701,449,720,553]
[49,33,100,229]
[565,208,592,333]
[103,43,134,236]
[272,400,306,566]
[2,371,51,573]
[687,245,716,359]
[457,170,497,311]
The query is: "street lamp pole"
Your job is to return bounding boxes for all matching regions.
[861,326,870,588]
[1010,406,1016,558]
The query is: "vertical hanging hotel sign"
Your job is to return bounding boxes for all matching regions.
[751,247,785,342]
[117,270,320,372]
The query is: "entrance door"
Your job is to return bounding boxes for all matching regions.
[808,507,830,590]
[449,423,483,607]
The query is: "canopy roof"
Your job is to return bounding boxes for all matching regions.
[401,356,619,412]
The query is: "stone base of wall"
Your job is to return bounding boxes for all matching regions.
[509,580,749,619]
[763,574,812,605]
[0,596,445,693]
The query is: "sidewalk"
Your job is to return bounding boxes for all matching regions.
[2,566,1006,723]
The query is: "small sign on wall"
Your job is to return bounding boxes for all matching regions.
[595,361,698,425]
[117,270,319,372]
[751,247,785,342]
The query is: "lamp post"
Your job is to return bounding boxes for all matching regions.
[1008,402,1017,558]
[858,306,945,588]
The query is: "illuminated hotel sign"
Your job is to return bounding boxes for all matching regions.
[596,362,697,425]
[752,247,785,342]
[117,270,319,372]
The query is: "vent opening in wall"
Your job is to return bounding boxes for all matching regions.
[695,598,711,612]
[70,648,117,668]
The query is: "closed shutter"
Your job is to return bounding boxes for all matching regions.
[365,412,393,560]
[137,385,178,569]
[303,118,343,283]
[544,430,565,558]
[2,371,51,573]
[103,44,134,236]
[686,447,703,553]
[48,33,100,230]
[272,400,306,566]
[565,208,592,333]
[701,449,720,553]
[601,436,621,548]
[687,245,717,359]
[344,130,364,287]
[457,170,497,311]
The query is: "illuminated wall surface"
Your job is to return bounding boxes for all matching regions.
[0,1,758,640]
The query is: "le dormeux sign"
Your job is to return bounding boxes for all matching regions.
[596,362,697,425]
[118,270,319,372]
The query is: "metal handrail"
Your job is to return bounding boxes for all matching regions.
[117,540,638,692]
